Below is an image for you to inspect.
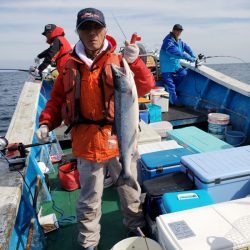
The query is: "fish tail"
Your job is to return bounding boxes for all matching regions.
[114,168,139,191]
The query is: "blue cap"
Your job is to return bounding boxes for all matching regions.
[76,8,106,29]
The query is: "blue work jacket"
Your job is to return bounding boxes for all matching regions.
[160,32,195,73]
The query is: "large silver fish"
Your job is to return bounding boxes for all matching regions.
[111,58,139,186]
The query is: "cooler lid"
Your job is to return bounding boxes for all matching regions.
[156,198,250,249]
[150,90,169,96]
[167,126,232,153]
[212,197,250,241]
[181,146,250,184]
[162,189,214,213]
[138,120,161,144]
[141,148,193,169]
[138,140,182,155]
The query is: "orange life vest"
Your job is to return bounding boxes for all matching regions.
[61,52,120,132]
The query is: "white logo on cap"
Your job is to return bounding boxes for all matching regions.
[46,24,52,29]
[81,12,100,19]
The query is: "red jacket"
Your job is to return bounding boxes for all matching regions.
[38,26,72,74]
[39,35,155,162]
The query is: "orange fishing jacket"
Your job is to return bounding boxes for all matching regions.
[39,35,155,162]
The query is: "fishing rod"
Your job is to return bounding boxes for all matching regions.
[111,11,141,44]
[111,11,127,41]
[0,68,29,72]
[195,54,249,67]
[6,139,57,157]
[0,136,57,156]
[0,67,44,80]
[0,137,57,171]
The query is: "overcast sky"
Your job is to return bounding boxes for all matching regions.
[0,0,250,68]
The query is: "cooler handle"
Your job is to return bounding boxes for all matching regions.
[177,193,199,200]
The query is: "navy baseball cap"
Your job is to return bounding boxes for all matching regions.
[42,24,56,35]
[76,8,106,29]
[173,24,183,31]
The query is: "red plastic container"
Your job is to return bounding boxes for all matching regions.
[58,161,80,191]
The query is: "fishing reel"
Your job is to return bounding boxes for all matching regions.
[0,136,26,171]
[195,53,206,68]
[0,136,57,171]
[0,136,8,152]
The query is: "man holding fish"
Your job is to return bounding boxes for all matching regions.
[37,7,155,250]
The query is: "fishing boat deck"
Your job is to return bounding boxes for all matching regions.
[43,106,207,250]
[42,149,126,250]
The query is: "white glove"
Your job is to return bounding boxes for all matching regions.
[34,68,40,76]
[34,57,40,64]
[29,66,40,75]
[123,40,139,64]
[36,125,49,143]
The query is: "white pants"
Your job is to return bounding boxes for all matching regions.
[76,153,145,248]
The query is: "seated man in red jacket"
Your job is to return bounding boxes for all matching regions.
[36,7,155,250]
[35,24,72,76]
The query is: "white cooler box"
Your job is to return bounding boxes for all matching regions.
[138,140,182,155]
[138,120,161,144]
[149,121,173,138]
[150,89,169,112]
[181,145,250,202]
[156,197,250,250]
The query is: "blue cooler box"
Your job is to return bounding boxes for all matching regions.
[181,145,250,203]
[140,148,193,181]
[167,126,232,153]
[160,189,214,214]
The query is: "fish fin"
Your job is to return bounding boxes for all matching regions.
[138,123,141,132]
[113,157,139,190]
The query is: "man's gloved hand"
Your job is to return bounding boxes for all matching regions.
[34,57,40,64]
[123,40,139,64]
[184,54,196,63]
[190,57,196,63]
[36,125,49,143]
[35,68,41,76]
[29,66,40,75]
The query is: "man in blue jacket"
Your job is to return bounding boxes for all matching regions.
[160,24,196,105]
